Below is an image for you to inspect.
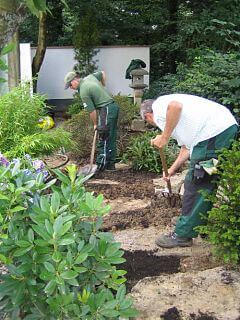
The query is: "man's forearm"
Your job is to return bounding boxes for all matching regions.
[169,146,190,174]
[89,110,98,128]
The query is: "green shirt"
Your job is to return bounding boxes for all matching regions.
[78,72,113,112]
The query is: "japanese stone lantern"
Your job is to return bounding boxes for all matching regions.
[129,68,149,107]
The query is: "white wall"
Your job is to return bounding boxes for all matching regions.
[31,46,150,99]
[20,43,33,95]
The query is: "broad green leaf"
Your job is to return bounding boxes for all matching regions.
[45,219,53,235]
[16,240,32,248]
[13,246,33,257]
[120,308,139,318]
[44,262,55,273]
[59,221,72,236]
[27,229,34,243]
[32,225,51,241]
[100,309,120,317]
[58,237,75,246]
[51,192,60,213]
[52,251,62,262]
[11,205,26,213]
[116,285,126,302]
[75,252,88,264]
[60,270,78,279]
[52,169,70,185]
[53,215,63,234]
[44,280,56,295]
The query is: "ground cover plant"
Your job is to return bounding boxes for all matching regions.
[0,161,138,319]
[123,131,179,173]
[0,85,72,158]
[198,140,240,264]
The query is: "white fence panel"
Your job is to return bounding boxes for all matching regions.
[31,46,150,100]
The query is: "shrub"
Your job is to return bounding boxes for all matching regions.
[124,131,179,173]
[64,110,94,160]
[0,85,72,158]
[145,50,240,118]
[67,92,83,116]
[0,161,138,319]
[198,140,240,264]
[114,95,138,130]
[64,95,139,160]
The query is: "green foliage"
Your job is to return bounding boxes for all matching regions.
[67,91,83,116]
[0,85,72,158]
[114,95,138,131]
[0,161,138,319]
[198,140,240,264]
[124,131,179,173]
[64,95,138,160]
[73,9,100,77]
[0,43,15,86]
[174,51,240,117]
[5,128,73,158]
[64,110,94,160]
[145,50,240,118]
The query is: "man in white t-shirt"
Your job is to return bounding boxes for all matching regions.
[140,94,238,248]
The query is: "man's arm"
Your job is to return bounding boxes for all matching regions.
[89,110,98,130]
[151,100,182,148]
[163,145,190,181]
[100,71,106,86]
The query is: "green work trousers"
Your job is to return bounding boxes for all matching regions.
[175,124,238,238]
[96,101,119,170]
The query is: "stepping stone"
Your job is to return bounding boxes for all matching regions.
[153,170,187,195]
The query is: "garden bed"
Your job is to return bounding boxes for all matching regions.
[85,167,240,320]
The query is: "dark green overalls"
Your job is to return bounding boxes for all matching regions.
[78,72,119,170]
[175,124,238,238]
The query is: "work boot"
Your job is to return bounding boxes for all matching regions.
[105,163,117,171]
[155,232,193,248]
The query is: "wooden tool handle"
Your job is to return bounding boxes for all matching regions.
[90,130,97,169]
[159,148,172,194]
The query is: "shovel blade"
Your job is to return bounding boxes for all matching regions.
[77,164,98,179]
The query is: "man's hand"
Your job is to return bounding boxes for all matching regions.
[94,124,97,131]
[150,134,169,149]
[162,167,175,182]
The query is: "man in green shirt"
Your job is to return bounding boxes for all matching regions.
[64,70,119,171]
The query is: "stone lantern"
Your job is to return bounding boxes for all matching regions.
[129,68,149,107]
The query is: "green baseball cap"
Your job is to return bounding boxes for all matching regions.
[64,71,77,89]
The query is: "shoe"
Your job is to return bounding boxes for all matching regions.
[155,232,193,248]
[105,164,116,171]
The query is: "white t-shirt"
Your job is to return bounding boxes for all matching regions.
[152,94,237,154]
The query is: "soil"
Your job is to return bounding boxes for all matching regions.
[86,168,181,231]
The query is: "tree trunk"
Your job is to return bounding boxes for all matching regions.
[0,0,18,50]
[8,31,20,89]
[32,11,47,92]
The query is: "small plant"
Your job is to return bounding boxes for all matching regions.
[0,162,138,319]
[64,110,94,160]
[124,131,179,173]
[0,85,72,158]
[198,140,240,264]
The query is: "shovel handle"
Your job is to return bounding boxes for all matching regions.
[90,130,97,169]
[159,148,172,194]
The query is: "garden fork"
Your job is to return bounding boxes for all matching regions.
[155,147,181,207]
